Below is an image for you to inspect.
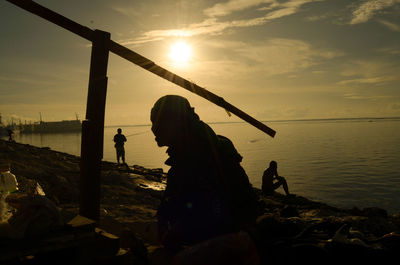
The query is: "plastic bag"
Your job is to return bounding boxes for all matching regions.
[0,171,19,193]
[0,169,19,222]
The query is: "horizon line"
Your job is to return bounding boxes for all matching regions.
[104,116,400,128]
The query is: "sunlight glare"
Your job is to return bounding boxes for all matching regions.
[169,41,191,65]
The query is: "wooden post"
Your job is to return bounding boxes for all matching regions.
[80,30,110,221]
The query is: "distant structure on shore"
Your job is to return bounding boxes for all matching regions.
[0,113,82,134]
[19,113,81,134]
[20,120,81,134]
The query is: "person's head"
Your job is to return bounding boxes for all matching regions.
[269,160,277,169]
[117,128,122,134]
[150,95,198,147]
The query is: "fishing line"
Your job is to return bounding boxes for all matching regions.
[125,130,151,138]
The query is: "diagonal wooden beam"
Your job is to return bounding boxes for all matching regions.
[6,0,276,137]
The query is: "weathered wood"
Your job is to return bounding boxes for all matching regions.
[6,0,276,137]
[79,30,110,221]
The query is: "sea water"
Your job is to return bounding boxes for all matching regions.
[6,118,400,213]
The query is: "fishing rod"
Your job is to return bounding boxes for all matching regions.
[125,130,150,138]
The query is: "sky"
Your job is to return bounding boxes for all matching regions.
[1,0,400,127]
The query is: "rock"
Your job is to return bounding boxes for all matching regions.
[147,246,174,265]
[280,205,299,217]
[119,229,148,265]
[173,231,260,265]
[145,174,161,182]
[1,139,400,264]
[253,214,302,240]
[6,194,62,238]
[362,207,388,218]
[17,178,45,196]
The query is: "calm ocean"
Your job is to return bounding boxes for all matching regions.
[5,118,400,214]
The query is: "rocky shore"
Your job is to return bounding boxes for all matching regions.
[1,139,399,264]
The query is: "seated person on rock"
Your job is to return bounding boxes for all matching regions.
[150,95,259,251]
[262,160,290,196]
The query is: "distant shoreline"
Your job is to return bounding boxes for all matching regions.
[104,116,400,128]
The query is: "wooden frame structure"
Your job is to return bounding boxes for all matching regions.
[6,0,276,221]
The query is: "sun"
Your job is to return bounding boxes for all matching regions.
[169,41,191,65]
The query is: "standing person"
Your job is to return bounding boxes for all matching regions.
[150,95,259,251]
[7,129,14,142]
[262,160,290,195]
[113,128,127,165]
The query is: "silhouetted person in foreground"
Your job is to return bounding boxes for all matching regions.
[113,128,127,165]
[151,95,259,252]
[262,160,290,195]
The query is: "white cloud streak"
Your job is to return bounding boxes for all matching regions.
[350,0,400,24]
[338,76,396,85]
[378,19,400,31]
[112,6,141,17]
[377,46,400,55]
[338,60,399,86]
[343,93,390,100]
[204,0,277,17]
[0,75,56,86]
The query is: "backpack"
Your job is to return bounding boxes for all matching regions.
[216,135,261,228]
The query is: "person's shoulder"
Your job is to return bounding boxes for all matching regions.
[216,134,242,162]
[263,167,272,174]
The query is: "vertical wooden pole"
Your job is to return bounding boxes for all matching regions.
[80,30,110,221]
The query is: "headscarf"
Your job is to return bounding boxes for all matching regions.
[151,95,199,126]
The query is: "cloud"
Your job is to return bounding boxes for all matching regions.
[112,6,141,17]
[343,93,389,100]
[204,0,319,17]
[233,39,332,73]
[0,75,56,86]
[338,76,396,85]
[338,60,400,86]
[350,0,400,24]
[192,38,344,79]
[204,0,277,17]
[306,14,329,21]
[123,0,321,45]
[312,70,326,74]
[378,19,400,31]
[377,46,400,55]
[391,103,400,110]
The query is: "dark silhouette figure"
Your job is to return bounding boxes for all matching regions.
[262,160,290,195]
[7,129,14,142]
[113,128,127,165]
[151,95,259,251]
